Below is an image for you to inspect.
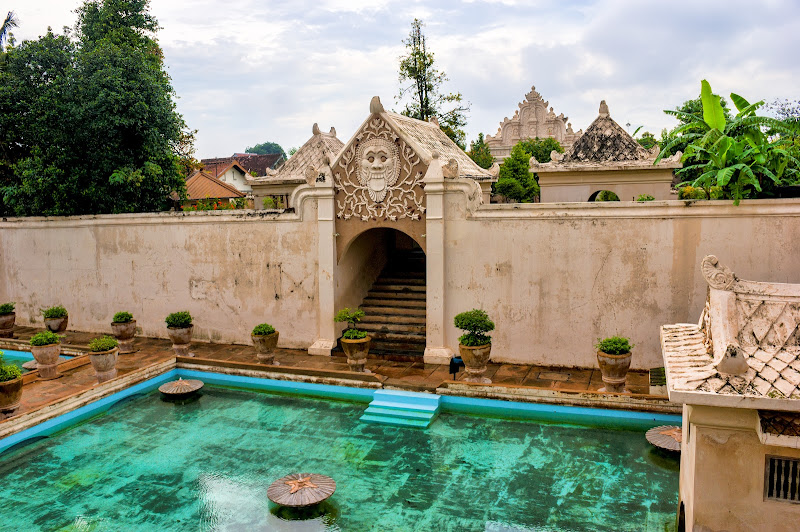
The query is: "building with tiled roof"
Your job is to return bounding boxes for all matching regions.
[185,170,245,203]
[531,101,681,202]
[195,160,253,193]
[661,255,800,530]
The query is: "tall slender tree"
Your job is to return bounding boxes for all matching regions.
[397,19,470,149]
[0,11,17,47]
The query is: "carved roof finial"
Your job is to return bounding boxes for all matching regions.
[701,255,737,291]
[329,127,336,137]
[370,96,385,114]
[599,100,610,117]
[312,123,321,135]
[428,116,439,126]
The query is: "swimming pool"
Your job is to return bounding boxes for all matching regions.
[0,348,73,372]
[0,371,680,531]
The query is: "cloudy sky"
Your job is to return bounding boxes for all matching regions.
[8,0,800,158]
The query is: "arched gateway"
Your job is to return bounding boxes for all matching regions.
[302,96,492,362]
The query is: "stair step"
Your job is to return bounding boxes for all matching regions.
[382,270,425,278]
[359,414,430,427]
[366,291,426,300]
[363,406,434,420]
[374,389,441,406]
[367,331,425,342]
[370,283,426,293]
[360,323,426,334]
[361,306,426,317]
[360,315,426,325]
[363,298,425,309]
[375,277,426,286]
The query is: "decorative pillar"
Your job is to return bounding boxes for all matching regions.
[308,164,337,356]
[423,154,454,364]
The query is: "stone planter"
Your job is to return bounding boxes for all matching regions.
[31,343,62,380]
[89,347,119,383]
[459,343,492,383]
[252,331,279,364]
[0,313,15,338]
[596,350,632,393]
[111,320,137,354]
[167,325,193,357]
[0,376,23,415]
[45,316,68,333]
[341,336,370,372]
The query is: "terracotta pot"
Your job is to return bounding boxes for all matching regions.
[252,331,279,364]
[0,376,23,414]
[89,347,119,383]
[0,313,15,338]
[31,343,62,380]
[111,320,137,354]
[167,325,193,357]
[341,336,370,372]
[45,315,68,333]
[459,343,492,383]
[596,350,632,393]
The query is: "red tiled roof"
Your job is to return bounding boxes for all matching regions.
[186,170,245,200]
[201,153,284,177]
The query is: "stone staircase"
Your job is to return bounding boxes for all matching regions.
[360,389,441,428]
[359,249,426,360]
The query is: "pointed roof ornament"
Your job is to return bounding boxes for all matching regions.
[369,96,385,114]
[312,123,321,135]
[598,100,610,118]
[329,127,336,137]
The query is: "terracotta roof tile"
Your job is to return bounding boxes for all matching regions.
[186,171,244,200]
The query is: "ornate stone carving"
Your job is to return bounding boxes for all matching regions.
[442,158,459,179]
[335,117,425,221]
[701,255,737,291]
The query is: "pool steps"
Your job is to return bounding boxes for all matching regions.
[360,389,441,428]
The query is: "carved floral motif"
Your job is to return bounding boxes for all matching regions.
[701,255,737,291]
[335,117,425,221]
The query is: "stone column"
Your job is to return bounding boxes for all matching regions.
[308,169,337,356]
[423,154,454,364]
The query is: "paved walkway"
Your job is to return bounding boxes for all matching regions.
[1,326,654,423]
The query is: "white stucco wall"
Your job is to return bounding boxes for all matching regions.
[441,198,800,370]
[0,209,318,348]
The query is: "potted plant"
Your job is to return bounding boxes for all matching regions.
[165,311,193,357]
[111,311,137,354]
[334,308,369,372]
[454,309,495,384]
[0,302,15,338]
[29,330,62,380]
[595,336,634,393]
[43,305,69,333]
[251,323,279,365]
[87,336,119,383]
[0,352,23,416]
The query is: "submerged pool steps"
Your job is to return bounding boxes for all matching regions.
[360,389,441,428]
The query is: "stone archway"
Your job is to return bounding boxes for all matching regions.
[588,190,620,202]
[335,228,426,360]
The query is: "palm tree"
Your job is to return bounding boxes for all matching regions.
[1,11,18,48]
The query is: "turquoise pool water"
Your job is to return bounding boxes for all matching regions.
[0,383,679,531]
[0,348,72,373]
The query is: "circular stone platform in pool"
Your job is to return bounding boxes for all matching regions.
[158,378,204,397]
[267,473,336,507]
[646,425,682,452]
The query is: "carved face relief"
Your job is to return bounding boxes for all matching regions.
[356,138,399,202]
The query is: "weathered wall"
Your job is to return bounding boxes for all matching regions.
[0,209,318,348]
[442,198,800,369]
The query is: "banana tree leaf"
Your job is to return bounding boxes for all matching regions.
[701,80,726,131]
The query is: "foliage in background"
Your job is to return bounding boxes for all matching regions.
[245,142,286,159]
[334,308,367,340]
[397,19,470,150]
[252,323,276,336]
[636,194,655,202]
[183,198,245,211]
[0,302,14,315]
[454,309,495,346]
[495,144,539,202]
[678,185,723,200]
[42,305,68,319]
[0,0,191,216]
[0,353,22,382]
[657,80,800,204]
[88,335,118,352]
[594,191,620,202]
[30,331,61,346]
[517,137,564,165]
[112,311,133,323]
[595,336,633,355]
[165,311,192,328]
[635,131,658,150]
[467,133,494,169]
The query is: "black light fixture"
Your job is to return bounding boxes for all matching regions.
[449,356,465,380]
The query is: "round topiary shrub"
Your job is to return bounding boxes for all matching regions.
[252,323,276,336]
[0,353,22,382]
[334,308,367,340]
[165,311,192,329]
[112,312,134,323]
[30,330,61,346]
[42,305,68,319]
[454,309,495,346]
[595,336,633,355]
[88,336,119,352]
[0,303,15,315]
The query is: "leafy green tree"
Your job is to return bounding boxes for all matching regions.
[467,133,493,169]
[495,143,539,202]
[636,131,657,150]
[517,137,564,164]
[245,141,286,158]
[0,0,189,216]
[656,80,800,203]
[397,19,470,150]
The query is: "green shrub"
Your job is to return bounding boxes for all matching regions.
[454,309,495,346]
[30,330,61,346]
[0,302,14,315]
[594,190,620,202]
[165,311,192,329]
[0,353,22,383]
[677,185,724,200]
[112,311,134,323]
[636,194,655,202]
[88,336,118,352]
[42,305,68,319]
[334,308,366,339]
[595,336,634,355]
[252,323,276,336]
[263,197,276,209]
